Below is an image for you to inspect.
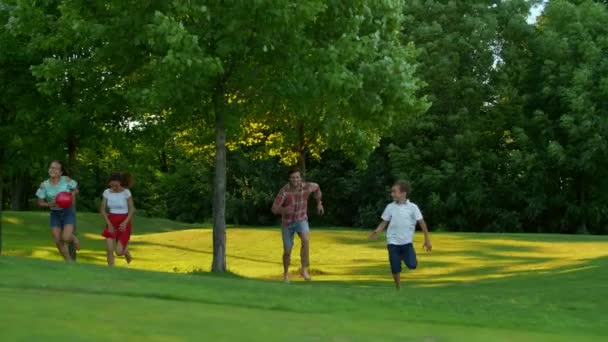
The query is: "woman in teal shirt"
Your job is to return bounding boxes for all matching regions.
[36,160,80,261]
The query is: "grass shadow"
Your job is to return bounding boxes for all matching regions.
[131,240,281,265]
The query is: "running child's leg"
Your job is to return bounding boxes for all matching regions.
[387,244,403,290]
[105,238,115,266]
[115,241,125,255]
[114,220,132,264]
[404,243,418,270]
[51,227,70,261]
[61,207,80,250]
[116,241,132,264]
[123,247,132,264]
[392,273,401,290]
[61,224,80,259]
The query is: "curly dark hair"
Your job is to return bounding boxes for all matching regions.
[109,172,133,188]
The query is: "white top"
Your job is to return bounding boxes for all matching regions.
[103,188,132,214]
[381,200,423,245]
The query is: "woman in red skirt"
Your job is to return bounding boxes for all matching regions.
[100,172,135,266]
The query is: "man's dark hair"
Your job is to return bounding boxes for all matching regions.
[288,168,301,178]
[394,180,411,195]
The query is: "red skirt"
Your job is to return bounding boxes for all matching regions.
[102,213,132,247]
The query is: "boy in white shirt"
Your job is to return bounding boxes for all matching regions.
[369,180,432,289]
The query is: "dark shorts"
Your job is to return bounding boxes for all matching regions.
[387,243,417,274]
[50,206,76,228]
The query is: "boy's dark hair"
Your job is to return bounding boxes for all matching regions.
[394,180,411,195]
[49,160,69,176]
[288,168,301,178]
[109,172,133,188]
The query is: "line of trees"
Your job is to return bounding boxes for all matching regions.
[1,1,607,258]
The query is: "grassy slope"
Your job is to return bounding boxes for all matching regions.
[1,211,607,341]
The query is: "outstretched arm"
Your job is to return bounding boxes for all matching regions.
[368,221,388,240]
[418,219,432,252]
[36,183,54,208]
[308,182,324,215]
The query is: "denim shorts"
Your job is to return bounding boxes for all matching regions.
[49,206,76,228]
[387,243,417,274]
[282,220,309,251]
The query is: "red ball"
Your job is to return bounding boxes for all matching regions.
[55,192,73,209]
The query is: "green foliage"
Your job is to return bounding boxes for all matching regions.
[242,0,428,170]
[307,146,392,228]
[225,152,284,225]
[165,160,212,223]
[494,0,608,233]
[387,0,518,231]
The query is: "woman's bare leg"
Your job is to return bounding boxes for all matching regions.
[61,224,80,252]
[105,238,116,266]
[115,242,132,264]
[51,227,70,260]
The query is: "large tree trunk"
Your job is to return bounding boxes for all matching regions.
[159,149,169,173]
[576,175,588,234]
[67,135,79,176]
[297,120,306,176]
[66,135,79,261]
[211,104,227,272]
[10,175,25,210]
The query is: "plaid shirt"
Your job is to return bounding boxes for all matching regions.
[272,182,322,227]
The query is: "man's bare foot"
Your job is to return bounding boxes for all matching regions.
[283,274,290,283]
[72,236,81,250]
[125,253,132,264]
[300,269,311,281]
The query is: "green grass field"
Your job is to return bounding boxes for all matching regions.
[1,211,607,341]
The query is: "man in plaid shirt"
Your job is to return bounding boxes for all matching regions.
[272,168,324,282]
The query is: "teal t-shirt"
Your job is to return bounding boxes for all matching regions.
[36,176,78,207]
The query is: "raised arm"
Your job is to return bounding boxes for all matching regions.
[307,182,324,215]
[271,188,287,215]
[36,182,54,208]
[368,220,388,240]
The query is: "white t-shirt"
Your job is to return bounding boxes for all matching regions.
[381,200,423,245]
[103,189,132,214]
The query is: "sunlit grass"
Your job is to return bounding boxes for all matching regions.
[2,211,608,340]
[3,211,608,285]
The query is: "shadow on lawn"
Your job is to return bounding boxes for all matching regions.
[130,240,282,265]
[317,232,608,287]
[317,255,608,290]
[1,211,209,255]
[6,211,608,290]
[335,233,545,251]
